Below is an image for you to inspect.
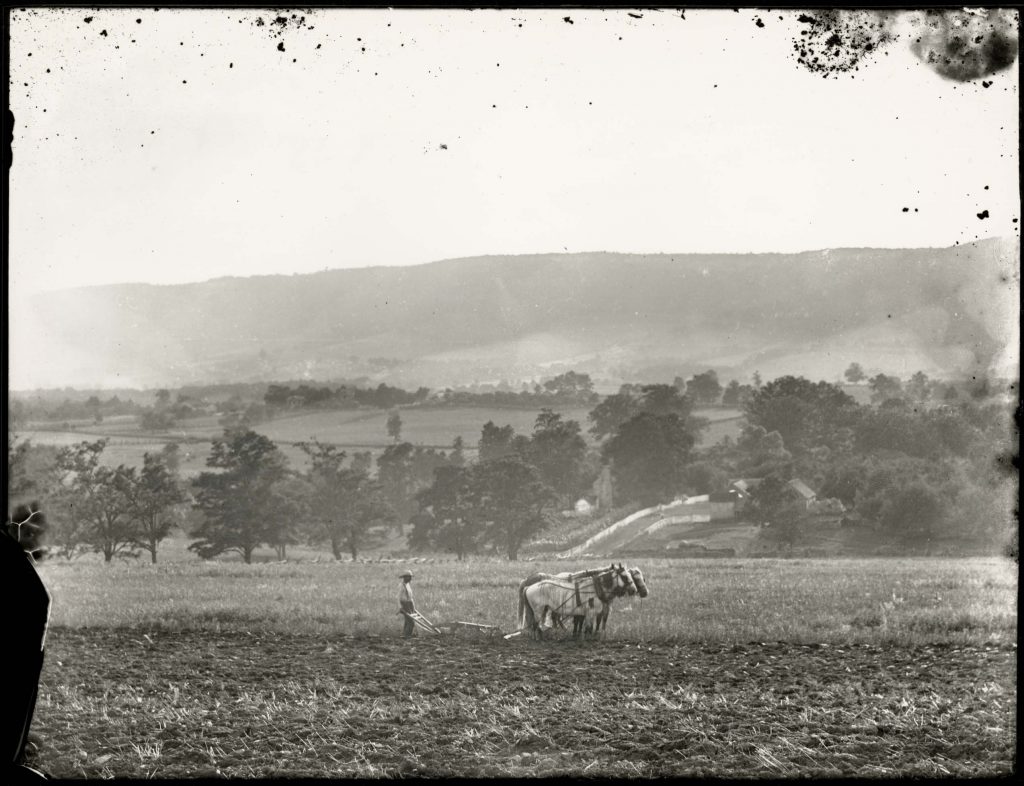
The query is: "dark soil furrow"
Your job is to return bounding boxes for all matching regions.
[29,628,1015,778]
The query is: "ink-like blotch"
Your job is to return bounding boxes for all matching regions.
[252,12,315,50]
[792,10,898,77]
[909,9,1018,81]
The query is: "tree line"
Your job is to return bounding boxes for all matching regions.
[7,369,1016,563]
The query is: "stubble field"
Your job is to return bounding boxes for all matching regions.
[29,556,1017,778]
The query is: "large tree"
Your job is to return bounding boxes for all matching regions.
[300,441,394,560]
[524,409,589,507]
[472,457,555,561]
[265,475,310,561]
[879,483,946,546]
[376,443,419,533]
[744,375,859,455]
[868,373,903,405]
[377,442,452,533]
[749,474,806,549]
[735,424,793,477]
[588,383,698,441]
[386,409,403,443]
[8,434,38,502]
[844,362,866,384]
[638,383,694,418]
[686,370,723,406]
[130,450,189,563]
[413,465,483,560]
[190,428,290,563]
[541,370,598,403]
[449,436,467,467]
[602,412,695,506]
[587,388,640,441]
[412,457,555,561]
[906,371,932,404]
[721,379,753,409]
[52,440,140,563]
[478,421,521,462]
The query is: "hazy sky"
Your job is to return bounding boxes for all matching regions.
[8,8,1020,298]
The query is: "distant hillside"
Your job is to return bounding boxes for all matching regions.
[11,237,1018,390]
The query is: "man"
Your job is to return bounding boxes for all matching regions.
[398,570,416,638]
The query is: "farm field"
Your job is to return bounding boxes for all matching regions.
[17,405,746,476]
[29,556,1017,777]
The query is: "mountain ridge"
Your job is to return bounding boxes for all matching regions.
[11,237,1019,390]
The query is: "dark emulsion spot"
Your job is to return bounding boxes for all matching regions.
[791,10,896,76]
[910,8,1018,81]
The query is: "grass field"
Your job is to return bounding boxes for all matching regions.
[29,554,1017,777]
[18,405,745,476]
[38,553,1016,645]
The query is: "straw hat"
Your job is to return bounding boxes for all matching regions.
[399,570,413,578]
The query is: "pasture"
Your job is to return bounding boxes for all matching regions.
[30,555,1016,777]
[17,405,745,476]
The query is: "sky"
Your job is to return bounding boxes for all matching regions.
[7,7,1020,301]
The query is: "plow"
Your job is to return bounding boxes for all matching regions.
[399,610,577,641]
[399,610,505,639]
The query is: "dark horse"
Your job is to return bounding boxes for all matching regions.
[592,566,649,635]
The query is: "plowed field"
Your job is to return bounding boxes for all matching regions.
[32,629,1015,778]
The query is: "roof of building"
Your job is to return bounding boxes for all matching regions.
[730,478,762,494]
[730,477,817,500]
[786,479,817,499]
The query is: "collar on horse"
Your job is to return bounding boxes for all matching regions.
[580,571,616,605]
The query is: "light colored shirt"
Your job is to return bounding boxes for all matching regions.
[399,582,414,605]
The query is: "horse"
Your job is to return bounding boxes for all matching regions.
[518,564,636,640]
[566,564,636,637]
[521,576,612,640]
[518,563,639,637]
[517,564,628,635]
[592,566,649,634]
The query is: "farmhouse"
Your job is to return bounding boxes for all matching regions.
[729,478,761,514]
[729,477,823,512]
[787,478,817,509]
[730,477,761,497]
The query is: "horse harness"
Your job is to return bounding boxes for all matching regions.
[550,568,623,620]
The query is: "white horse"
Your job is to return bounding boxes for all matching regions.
[518,564,636,639]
